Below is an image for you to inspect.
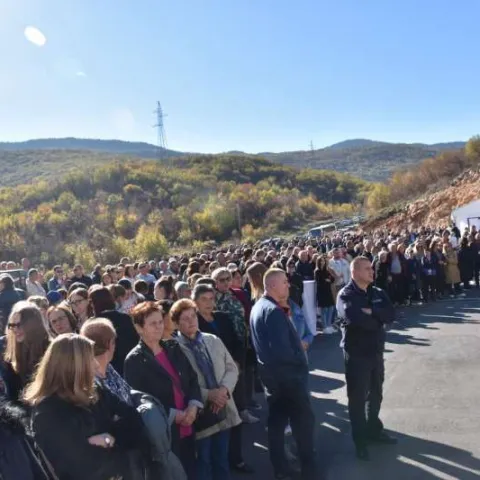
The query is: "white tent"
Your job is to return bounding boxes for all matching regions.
[451,199,480,233]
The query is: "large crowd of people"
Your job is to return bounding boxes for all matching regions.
[0,222,478,479]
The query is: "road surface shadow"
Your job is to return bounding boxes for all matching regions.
[236,292,480,479]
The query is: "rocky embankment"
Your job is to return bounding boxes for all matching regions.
[363,168,480,231]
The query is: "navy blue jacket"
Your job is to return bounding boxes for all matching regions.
[250,295,308,391]
[295,261,314,281]
[337,280,394,356]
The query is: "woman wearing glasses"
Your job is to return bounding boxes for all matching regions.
[46,303,78,336]
[2,301,50,401]
[68,288,91,329]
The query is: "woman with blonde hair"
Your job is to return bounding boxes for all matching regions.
[24,333,147,480]
[443,243,466,298]
[3,301,50,400]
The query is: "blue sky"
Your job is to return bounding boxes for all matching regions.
[1,0,480,153]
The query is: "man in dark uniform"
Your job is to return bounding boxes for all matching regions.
[337,256,397,461]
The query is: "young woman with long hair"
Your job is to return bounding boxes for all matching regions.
[246,262,267,303]
[3,301,50,400]
[154,276,177,301]
[46,303,78,337]
[24,333,147,480]
[121,264,136,286]
[68,288,91,329]
[314,255,337,334]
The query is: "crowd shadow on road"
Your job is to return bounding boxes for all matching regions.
[237,293,480,480]
[384,291,480,347]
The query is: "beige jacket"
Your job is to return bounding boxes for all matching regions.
[177,332,241,440]
[445,250,461,285]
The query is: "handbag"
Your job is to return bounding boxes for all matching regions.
[194,403,227,432]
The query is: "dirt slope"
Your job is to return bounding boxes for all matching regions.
[364,168,480,231]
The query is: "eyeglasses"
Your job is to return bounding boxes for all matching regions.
[50,315,68,324]
[7,322,23,330]
[69,298,85,306]
[217,277,231,283]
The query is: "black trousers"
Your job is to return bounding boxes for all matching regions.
[422,275,436,301]
[229,358,246,466]
[344,352,385,448]
[266,381,316,479]
[389,274,405,304]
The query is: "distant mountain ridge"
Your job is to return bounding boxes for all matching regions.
[0,137,466,183]
[0,137,183,159]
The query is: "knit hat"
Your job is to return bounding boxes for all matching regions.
[46,290,62,306]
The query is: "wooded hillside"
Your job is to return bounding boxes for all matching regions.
[0,154,369,266]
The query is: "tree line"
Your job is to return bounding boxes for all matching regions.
[365,136,480,213]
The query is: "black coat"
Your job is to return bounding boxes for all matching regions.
[287,272,304,307]
[295,261,314,281]
[32,387,147,480]
[123,340,202,453]
[458,245,475,280]
[99,310,138,376]
[338,281,394,356]
[197,311,245,364]
[314,269,335,307]
[374,261,390,291]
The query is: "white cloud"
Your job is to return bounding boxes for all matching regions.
[24,26,46,47]
[76,71,87,77]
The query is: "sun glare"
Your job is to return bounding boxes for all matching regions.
[24,26,47,47]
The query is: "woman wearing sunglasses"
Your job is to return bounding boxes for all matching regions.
[2,301,50,401]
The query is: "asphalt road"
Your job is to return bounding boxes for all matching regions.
[236,290,480,480]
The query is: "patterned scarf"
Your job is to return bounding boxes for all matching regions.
[182,332,218,389]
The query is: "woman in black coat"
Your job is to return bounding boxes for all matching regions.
[89,287,138,375]
[286,257,304,307]
[458,237,474,289]
[314,255,337,334]
[374,251,390,291]
[124,302,202,480]
[25,334,148,480]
